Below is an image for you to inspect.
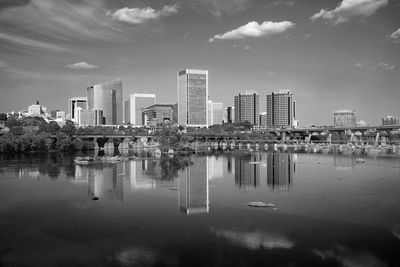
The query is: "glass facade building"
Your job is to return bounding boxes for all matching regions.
[87,80,123,125]
[208,100,224,126]
[178,69,208,127]
[68,97,88,122]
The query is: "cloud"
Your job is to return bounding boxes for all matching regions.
[310,0,388,25]
[313,245,387,267]
[377,62,395,70]
[0,32,68,51]
[110,5,178,24]
[243,45,251,50]
[389,28,400,42]
[272,0,296,6]
[209,20,295,42]
[356,62,363,68]
[66,62,98,70]
[214,230,295,250]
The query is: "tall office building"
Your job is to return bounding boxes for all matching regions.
[87,80,123,125]
[68,97,88,122]
[225,106,235,123]
[382,116,399,126]
[333,110,356,127]
[178,69,208,127]
[234,91,259,125]
[126,94,156,126]
[208,100,224,126]
[266,90,295,128]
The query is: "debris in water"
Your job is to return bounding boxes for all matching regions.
[355,158,366,163]
[247,202,276,208]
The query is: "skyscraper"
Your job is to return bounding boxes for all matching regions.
[178,69,208,127]
[208,100,224,126]
[68,97,88,122]
[225,106,235,123]
[234,91,259,125]
[87,80,123,125]
[266,90,295,128]
[127,94,156,126]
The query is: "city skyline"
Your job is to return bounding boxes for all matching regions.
[0,0,399,126]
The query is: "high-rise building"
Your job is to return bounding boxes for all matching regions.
[126,94,156,126]
[224,106,235,124]
[382,116,399,126]
[259,112,267,126]
[87,80,123,125]
[178,69,208,127]
[28,100,46,117]
[234,91,259,125]
[208,100,224,126]
[266,90,295,128]
[68,97,88,122]
[333,110,356,127]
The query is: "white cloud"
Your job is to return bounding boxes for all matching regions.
[214,230,295,250]
[243,45,251,50]
[310,0,388,25]
[110,5,178,24]
[209,20,295,42]
[268,71,277,76]
[356,62,363,68]
[0,32,68,51]
[377,62,395,70]
[67,62,98,70]
[389,28,400,41]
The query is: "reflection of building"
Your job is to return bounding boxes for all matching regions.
[234,92,260,125]
[333,155,355,169]
[207,156,223,180]
[234,155,260,188]
[266,153,294,191]
[179,157,209,214]
[266,90,295,128]
[178,69,208,127]
[208,100,224,126]
[124,160,156,190]
[88,164,124,202]
[333,110,356,127]
[87,80,123,125]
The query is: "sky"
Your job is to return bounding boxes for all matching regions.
[0,0,399,126]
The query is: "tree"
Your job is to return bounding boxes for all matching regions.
[60,120,76,136]
[0,113,7,121]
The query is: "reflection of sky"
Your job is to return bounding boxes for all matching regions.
[87,165,124,202]
[115,247,156,266]
[313,245,387,267]
[215,229,295,250]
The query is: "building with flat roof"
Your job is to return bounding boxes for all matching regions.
[266,90,295,128]
[382,116,399,126]
[178,69,208,127]
[208,100,224,126]
[126,94,156,126]
[75,107,103,127]
[234,91,259,125]
[333,110,356,127]
[225,106,235,124]
[87,80,123,125]
[68,97,88,122]
[143,104,175,127]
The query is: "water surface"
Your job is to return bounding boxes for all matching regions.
[0,152,399,266]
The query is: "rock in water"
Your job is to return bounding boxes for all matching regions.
[356,158,366,163]
[247,201,276,208]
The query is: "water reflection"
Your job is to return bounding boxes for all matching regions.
[267,153,295,191]
[235,154,260,189]
[178,157,209,215]
[334,155,356,169]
